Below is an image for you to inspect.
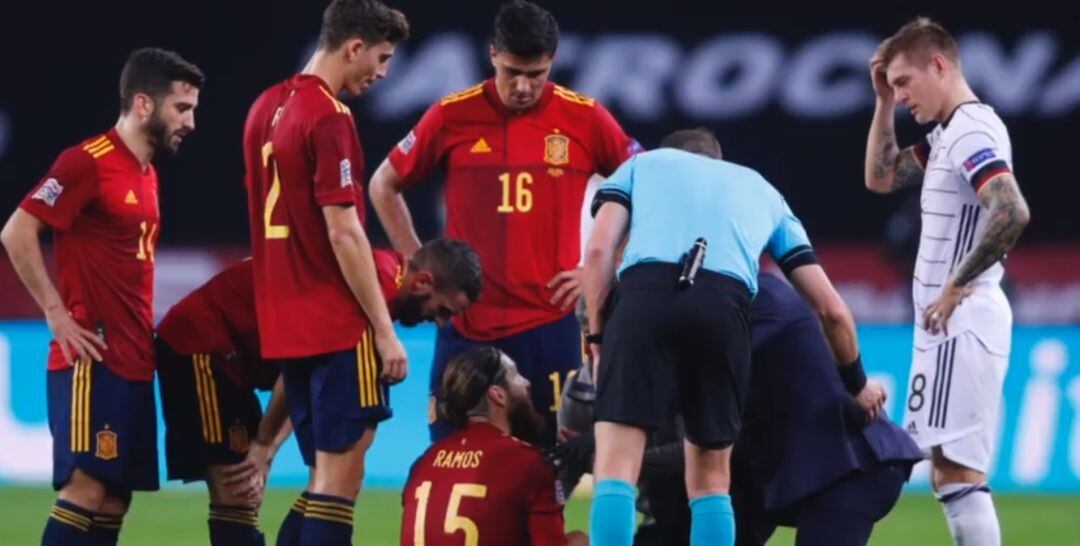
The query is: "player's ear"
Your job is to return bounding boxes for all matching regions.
[413,271,435,293]
[487,384,508,409]
[346,37,367,61]
[133,93,154,121]
[489,44,498,66]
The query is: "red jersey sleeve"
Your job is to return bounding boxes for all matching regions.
[19,147,98,230]
[524,454,568,546]
[590,102,640,177]
[312,113,363,207]
[387,102,446,188]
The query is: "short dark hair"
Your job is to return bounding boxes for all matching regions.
[492,0,559,58]
[660,128,723,159]
[319,0,410,50]
[879,17,959,68]
[409,238,483,302]
[439,346,506,427]
[119,48,204,113]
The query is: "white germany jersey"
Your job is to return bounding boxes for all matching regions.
[912,102,1014,353]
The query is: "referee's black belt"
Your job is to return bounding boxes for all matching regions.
[620,262,751,297]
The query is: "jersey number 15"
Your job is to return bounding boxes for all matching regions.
[413,481,488,546]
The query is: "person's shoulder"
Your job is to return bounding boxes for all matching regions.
[943,103,1008,141]
[436,82,487,112]
[551,83,599,110]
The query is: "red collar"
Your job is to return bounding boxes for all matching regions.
[482,78,555,117]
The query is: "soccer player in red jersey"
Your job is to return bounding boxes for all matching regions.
[370,0,641,446]
[241,1,410,544]
[156,239,481,546]
[1,48,202,546]
[401,346,588,546]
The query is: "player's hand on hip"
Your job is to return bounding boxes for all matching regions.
[922,283,973,336]
[547,268,583,311]
[375,329,409,384]
[854,381,886,422]
[869,51,894,104]
[45,307,106,364]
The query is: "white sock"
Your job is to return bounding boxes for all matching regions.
[936,483,1001,546]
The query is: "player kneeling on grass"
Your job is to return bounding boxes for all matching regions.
[155,238,481,546]
[401,347,588,546]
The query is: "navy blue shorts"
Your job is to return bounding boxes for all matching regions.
[430,312,582,446]
[47,359,159,492]
[156,339,263,482]
[282,330,392,467]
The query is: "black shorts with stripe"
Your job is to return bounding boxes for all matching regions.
[282,328,392,467]
[156,338,263,482]
[47,358,159,492]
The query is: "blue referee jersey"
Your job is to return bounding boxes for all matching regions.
[591,148,815,294]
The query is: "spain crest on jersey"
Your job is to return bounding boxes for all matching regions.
[229,425,250,453]
[95,428,118,461]
[545,133,569,166]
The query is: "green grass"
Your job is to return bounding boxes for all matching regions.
[1,486,1077,545]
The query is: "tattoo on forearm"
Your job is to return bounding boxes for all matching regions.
[951,174,1029,286]
[872,130,923,190]
[891,149,924,191]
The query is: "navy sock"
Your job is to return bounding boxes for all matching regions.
[300,493,354,546]
[42,499,94,545]
[89,512,123,545]
[275,492,310,546]
[209,504,265,546]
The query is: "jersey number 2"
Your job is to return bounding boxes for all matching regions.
[413,481,487,546]
[261,142,290,239]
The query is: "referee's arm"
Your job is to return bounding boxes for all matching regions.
[583,202,629,358]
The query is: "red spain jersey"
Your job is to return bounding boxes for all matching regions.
[18,129,160,381]
[156,250,404,389]
[244,74,372,358]
[388,79,639,340]
[401,422,567,546]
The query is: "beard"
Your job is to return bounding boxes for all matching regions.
[145,111,181,155]
[395,293,430,326]
[508,393,546,445]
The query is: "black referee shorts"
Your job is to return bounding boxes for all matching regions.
[594,263,752,449]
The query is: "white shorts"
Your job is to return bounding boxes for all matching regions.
[902,331,1008,473]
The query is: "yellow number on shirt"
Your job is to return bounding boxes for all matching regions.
[261,142,291,239]
[548,369,579,412]
[498,172,533,213]
[413,481,487,546]
[135,221,157,261]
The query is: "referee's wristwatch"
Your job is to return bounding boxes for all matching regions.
[584,332,603,345]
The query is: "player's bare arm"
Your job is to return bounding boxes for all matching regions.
[787,263,884,420]
[923,173,1030,334]
[582,202,629,368]
[865,56,924,193]
[223,376,292,504]
[323,204,409,381]
[1,209,106,363]
[369,158,422,257]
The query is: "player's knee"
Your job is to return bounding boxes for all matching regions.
[930,448,984,490]
[100,494,131,517]
[58,469,109,511]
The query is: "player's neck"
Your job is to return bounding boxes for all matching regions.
[304,51,347,96]
[470,415,510,435]
[114,117,154,169]
[937,81,979,124]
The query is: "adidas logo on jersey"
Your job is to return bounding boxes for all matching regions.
[906,421,918,434]
[470,138,492,153]
[124,190,139,205]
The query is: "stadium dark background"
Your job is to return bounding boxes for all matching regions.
[0,0,1076,248]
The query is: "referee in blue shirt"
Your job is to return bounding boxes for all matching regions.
[583,129,886,546]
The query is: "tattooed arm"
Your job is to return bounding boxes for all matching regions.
[949,173,1030,287]
[864,55,924,193]
[923,172,1030,335]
